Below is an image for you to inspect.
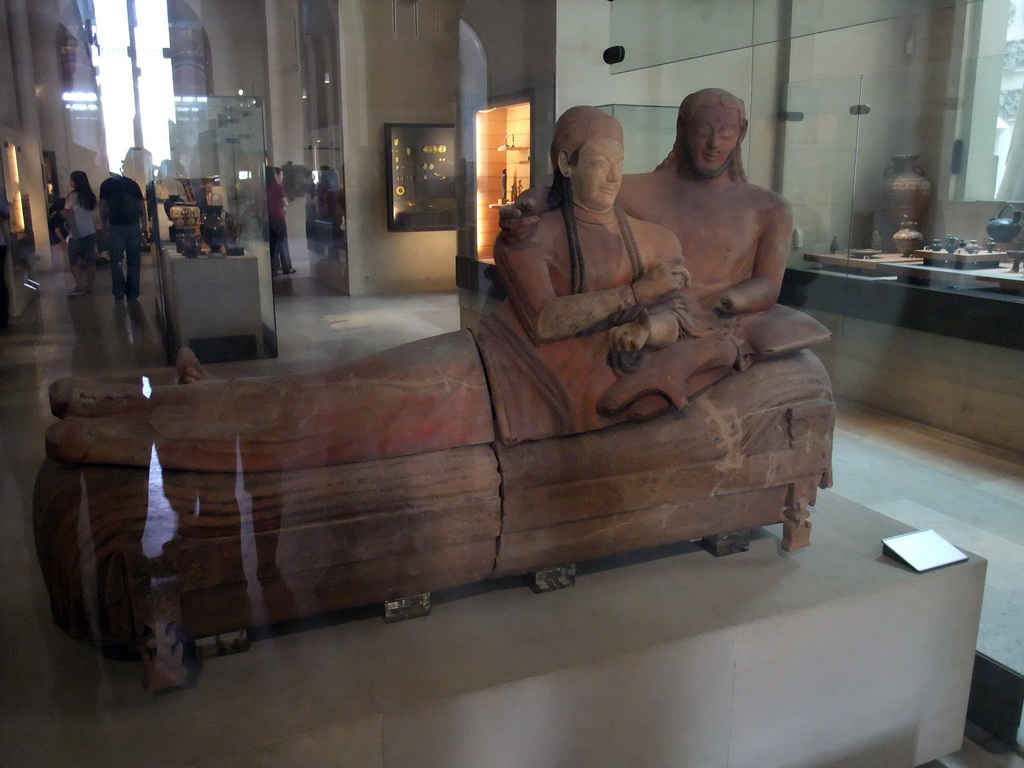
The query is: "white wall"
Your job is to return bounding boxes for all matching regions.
[553,0,785,190]
[554,0,750,108]
[1,0,54,270]
[338,0,461,296]
[264,0,306,168]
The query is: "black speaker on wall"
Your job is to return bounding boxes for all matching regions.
[603,45,625,65]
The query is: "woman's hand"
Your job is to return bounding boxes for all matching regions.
[632,260,690,305]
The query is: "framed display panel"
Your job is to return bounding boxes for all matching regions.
[385,123,456,232]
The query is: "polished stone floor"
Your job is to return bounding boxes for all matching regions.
[1,249,1021,766]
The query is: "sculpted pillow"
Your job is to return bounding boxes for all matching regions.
[742,304,832,359]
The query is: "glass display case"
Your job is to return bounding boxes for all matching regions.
[608,0,980,74]
[385,123,456,232]
[154,95,276,363]
[0,138,39,319]
[780,51,1024,353]
[598,104,678,174]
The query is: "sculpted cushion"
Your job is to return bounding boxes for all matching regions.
[744,304,831,359]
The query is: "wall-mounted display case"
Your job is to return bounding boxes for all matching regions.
[384,123,456,232]
[0,138,39,319]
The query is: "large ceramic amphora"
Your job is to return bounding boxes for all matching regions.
[884,154,932,228]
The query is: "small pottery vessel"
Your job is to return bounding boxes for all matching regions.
[892,218,924,256]
[177,232,202,258]
[168,202,201,230]
[985,204,1022,244]
[200,207,226,253]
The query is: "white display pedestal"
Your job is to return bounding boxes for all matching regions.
[168,252,263,358]
[199,491,985,768]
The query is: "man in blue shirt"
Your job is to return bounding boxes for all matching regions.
[98,173,150,301]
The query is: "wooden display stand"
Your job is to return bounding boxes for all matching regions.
[875,254,1024,295]
[914,248,1003,270]
[803,251,922,274]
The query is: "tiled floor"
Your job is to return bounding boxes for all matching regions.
[1,247,1021,766]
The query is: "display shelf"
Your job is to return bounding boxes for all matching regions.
[875,259,1024,295]
[475,102,531,261]
[804,251,922,275]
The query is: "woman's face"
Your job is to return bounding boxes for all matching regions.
[565,138,623,214]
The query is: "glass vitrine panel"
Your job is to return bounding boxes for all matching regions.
[155,95,276,363]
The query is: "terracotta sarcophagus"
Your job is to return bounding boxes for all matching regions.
[33,327,832,691]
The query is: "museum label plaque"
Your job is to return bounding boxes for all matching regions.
[882,529,968,572]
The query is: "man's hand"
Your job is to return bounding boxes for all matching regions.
[610,309,652,353]
[498,197,541,246]
[714,276,779,316]
[632,259,689,305]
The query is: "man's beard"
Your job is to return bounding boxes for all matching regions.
[683,141,735,179]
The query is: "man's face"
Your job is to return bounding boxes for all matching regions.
[566,138,624,213]
[683,104,743,179]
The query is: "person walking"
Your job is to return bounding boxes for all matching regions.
[266,166,294,275]
[63,171,98,297]
[99,172,149,301]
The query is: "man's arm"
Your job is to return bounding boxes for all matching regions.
[716,195,792,315]
[137,199,149,237]
[131,181,149,237]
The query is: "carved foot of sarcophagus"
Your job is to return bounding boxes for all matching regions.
[127,556,190,692]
